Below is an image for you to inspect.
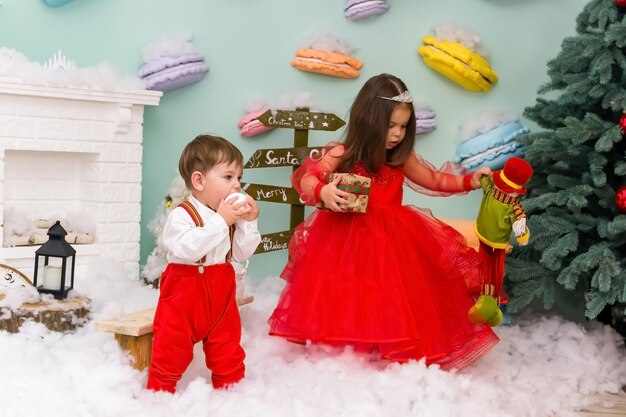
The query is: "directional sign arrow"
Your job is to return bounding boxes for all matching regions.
[257,109,345,131]
[255,229,295,254]
[244,146,326,168]
[241,183,304,205]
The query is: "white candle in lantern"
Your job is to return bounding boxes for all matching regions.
[42,265,62,290]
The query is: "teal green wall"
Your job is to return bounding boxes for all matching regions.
[0,0,587,279]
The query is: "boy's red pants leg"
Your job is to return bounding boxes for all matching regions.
[203,294,245,389]
[146,263,245,393]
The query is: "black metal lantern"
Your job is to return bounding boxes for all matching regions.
[32,221,76,300]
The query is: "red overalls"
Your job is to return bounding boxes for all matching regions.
[147,201,245,392]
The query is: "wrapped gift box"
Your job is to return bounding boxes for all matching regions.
[318,173,371,213]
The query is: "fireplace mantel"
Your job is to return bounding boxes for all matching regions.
[0,77,162,280]
[0,77,161,105]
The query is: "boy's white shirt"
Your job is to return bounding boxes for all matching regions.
[162,195,261,265]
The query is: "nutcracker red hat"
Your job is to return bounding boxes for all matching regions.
[493,157,533,195]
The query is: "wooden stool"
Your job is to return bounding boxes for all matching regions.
[94,294,254,370]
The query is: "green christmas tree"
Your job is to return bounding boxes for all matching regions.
[507,0,626,321]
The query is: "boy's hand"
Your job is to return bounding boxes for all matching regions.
[217,197,251,226]
[320,175,351,212]
[470,167,492,189]
[241,195,259,221]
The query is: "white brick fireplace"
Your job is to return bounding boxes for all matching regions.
[0,77,161,280]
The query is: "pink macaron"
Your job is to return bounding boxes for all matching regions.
[237,109,274,137]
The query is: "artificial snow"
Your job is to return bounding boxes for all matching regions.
[243,97,270,114]
[459,109,520,141]
[297,32,356,56]
[141,33,199,64]
[1,259,625,417]
[0,47,145,91]
[2,207,34,247]
[433,22,490,56]
[273,91,324,113]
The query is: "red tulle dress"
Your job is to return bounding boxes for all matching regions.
[268,161,499,371]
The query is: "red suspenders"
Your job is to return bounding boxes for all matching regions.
[178,201,235,271]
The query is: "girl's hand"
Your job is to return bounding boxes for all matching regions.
[320,175,351,212]
[217,197,251,226]
[241,195,259,221]
[470,167,492,189]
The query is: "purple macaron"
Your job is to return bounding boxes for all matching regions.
[344,0,390,20]
[138,53,209,92]
[415,109,437,135]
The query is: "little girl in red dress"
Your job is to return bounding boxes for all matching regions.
[268,74,498,370]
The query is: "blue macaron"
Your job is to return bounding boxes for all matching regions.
[454,121,529,170]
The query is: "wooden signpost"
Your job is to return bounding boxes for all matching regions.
[242,108,345,254]
[244,147,325,169]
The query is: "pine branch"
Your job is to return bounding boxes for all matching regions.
[542,275,556,310]
[597,217,610,238]
[590,247,620,292]
[524,192,562,211]
[579,0,619,32]
[620,271,626,302]
[588,152,609,187]
[547,174,580,190]
[532,213,577,234]
[607,216,626,234]
[559,114,614,147]
[590,84,609,98]
[508,0,626,322]
[590,48,615,84]
[557,243,610,290]
[615,160,626,176]
[524,100,584,130]
[506,256,549,283]
[605,17,626,48]
[586,287,618,319]
[595,125,622,151]
[540,232,579,271]
[507,291,538,314]
[567,185,595,210]
[595,186,618,211]
[600,85,623,110]
[507,279,544,312]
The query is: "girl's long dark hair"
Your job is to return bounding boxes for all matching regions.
[340,73,416,174]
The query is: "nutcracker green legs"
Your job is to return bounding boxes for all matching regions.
[468,285,503,327]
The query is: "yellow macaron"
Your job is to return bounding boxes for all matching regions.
[418,35,498,93]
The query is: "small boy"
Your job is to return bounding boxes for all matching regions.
[468,157,533,327]
[147,134,261,393]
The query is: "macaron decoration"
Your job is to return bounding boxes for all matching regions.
[237,108,274,138]
[454,112,529,171]
[344,0,390,20]
[138,34,209,93]
[414,104,437,135]
[418,23,498,93]
[291,34,363,79]
[42,0,74,6]
[138,53,208,92]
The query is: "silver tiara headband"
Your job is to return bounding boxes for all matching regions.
[376,90,413,103]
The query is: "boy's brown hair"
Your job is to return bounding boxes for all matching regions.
[178,134,243,189]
